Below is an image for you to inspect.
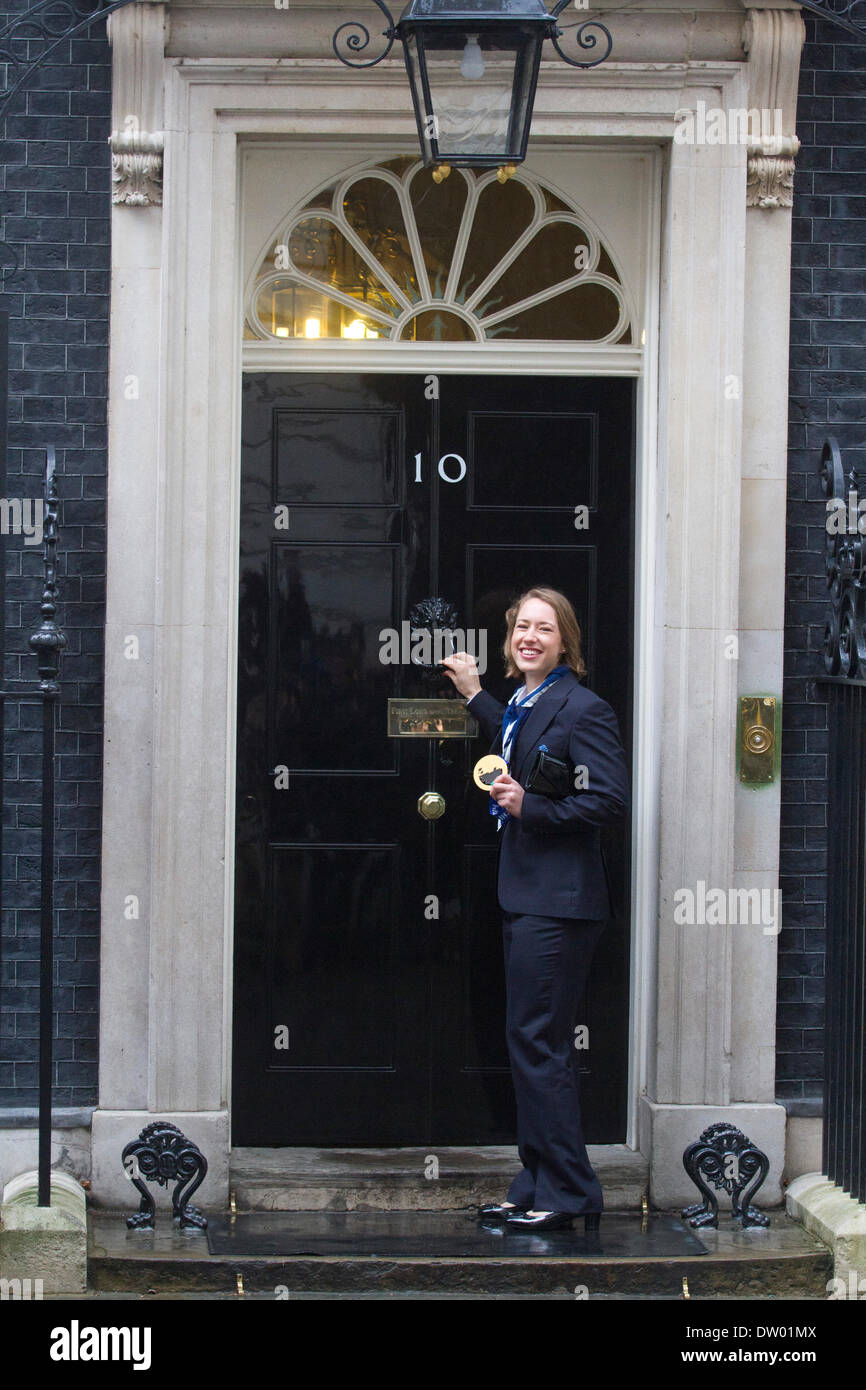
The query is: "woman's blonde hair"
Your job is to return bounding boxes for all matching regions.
[502,587,586,680]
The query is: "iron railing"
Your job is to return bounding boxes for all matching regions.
[817,434,866,1203]
[822,680,865,1202]
[0,309,67,1205]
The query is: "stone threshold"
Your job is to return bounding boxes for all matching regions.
[86,1210,833,1297]
[229,1144,650,1212]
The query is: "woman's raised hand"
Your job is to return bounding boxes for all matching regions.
[440,651,482,700]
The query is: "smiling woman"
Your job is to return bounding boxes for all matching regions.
[441,586,630,1232]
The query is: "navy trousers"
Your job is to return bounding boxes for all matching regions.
[502,912,606,1215]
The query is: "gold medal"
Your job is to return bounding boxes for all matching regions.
[473,754,508,790]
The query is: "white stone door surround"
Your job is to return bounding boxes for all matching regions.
[89,4,805,1209]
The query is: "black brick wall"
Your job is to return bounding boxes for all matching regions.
[780,16,866,1102]
[0,1,111,1105]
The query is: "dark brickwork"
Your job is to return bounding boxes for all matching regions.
[781,16,866,1102]
[0,1,111,1104]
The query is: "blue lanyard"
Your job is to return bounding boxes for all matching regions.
[500,664,571,759]
[492,665,570,828]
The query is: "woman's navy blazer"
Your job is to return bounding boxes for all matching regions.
[467,671,630,920]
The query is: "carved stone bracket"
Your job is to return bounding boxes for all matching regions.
[110,129,164,206]
[746,134,800,210]
[743,9,806,211]
[106,2,167,208]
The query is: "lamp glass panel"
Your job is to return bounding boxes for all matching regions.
[410,27,529,161]
[424,52,518,160]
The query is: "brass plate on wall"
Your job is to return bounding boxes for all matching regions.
[739,696,776,784]
[387,699,479,738]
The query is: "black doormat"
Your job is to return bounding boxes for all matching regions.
[206,1211,707,1258]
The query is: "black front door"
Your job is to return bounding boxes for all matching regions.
[231,372,634,1146]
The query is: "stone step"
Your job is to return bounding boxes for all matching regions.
[229,1145,649,1212]
[86,1211,833,1297]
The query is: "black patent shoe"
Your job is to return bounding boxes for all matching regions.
[478,1201,528,1222]
[505,1210,578,1232]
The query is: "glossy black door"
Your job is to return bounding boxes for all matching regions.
[231,373,634,1145]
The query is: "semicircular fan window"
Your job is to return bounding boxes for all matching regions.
[246,158,631,345]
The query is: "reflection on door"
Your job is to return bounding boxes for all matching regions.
[231,373,634,1146]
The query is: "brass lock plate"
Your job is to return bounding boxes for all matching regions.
[739,696,777,784]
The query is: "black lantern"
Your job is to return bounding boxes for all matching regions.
[333,0,612,171]
[397,0,555,168]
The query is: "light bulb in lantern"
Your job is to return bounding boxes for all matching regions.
[304,317,321,338]
[461,35,485,80]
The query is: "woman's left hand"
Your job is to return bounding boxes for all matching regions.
[490,774,524,818]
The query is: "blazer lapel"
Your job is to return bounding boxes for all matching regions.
[509,671,579,780]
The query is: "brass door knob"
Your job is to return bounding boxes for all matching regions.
[417,791,446,820]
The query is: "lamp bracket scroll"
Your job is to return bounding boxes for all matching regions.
[547,2,613,70]
[332,0,398,68]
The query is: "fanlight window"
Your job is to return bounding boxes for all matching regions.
[245,158,631,345]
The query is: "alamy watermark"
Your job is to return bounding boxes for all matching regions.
[0,497,43,545]
[379,621,488,675]
[1,1276,44,1299]
[826,491,866,535]
[827,1272,866,1299]
[49,1322,151,1370]
[674,101,784,146]
[674,880,781,936]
